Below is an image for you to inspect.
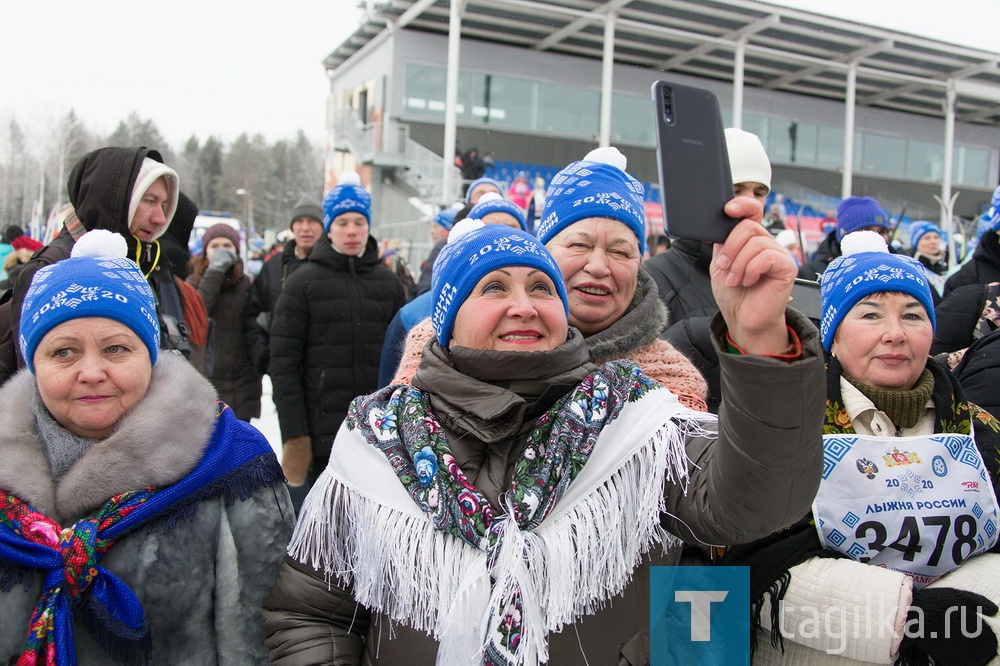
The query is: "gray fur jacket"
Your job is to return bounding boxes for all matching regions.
[0,353,295,665]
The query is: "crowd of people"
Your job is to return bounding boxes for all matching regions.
[0,129,998,665]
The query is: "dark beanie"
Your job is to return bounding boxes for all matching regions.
[3,225,23,244]
[202,223,242,255]
[290,196,323,228]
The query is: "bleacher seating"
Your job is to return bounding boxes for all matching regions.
[486,159,661,203]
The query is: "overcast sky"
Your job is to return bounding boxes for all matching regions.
[0,0,996,152]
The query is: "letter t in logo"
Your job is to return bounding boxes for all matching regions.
[674,590,728,641]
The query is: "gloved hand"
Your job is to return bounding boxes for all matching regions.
[254,347,269,376]
[208,247,237,271]
[281,436,313,487]
[897,586,998,666]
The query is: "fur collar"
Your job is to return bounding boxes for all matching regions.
[585,270,669,363]
[0,354,218,524]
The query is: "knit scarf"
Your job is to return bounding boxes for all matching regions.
[0,403,285,666]
[843,368,934,430]
[342,359,660,665]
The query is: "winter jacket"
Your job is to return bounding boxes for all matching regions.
[269,235,406,458]
[799,230,842,281]
[0,354,295,664]
[945,231,1000,296]
[414,238,446,297]
[262,308,826,665]
[187,256,262,420]
[390,271,709,412]
[244,240,310,376]
[931,281,1000,356]
[950,327,1000,419]
[643,238,718,325]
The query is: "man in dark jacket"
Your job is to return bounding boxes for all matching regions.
[270,173,406,506]
[245,195,323,375]
[798,195,893,281]
[0,146,209,384]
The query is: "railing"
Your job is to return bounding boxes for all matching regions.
[332,110,463,203]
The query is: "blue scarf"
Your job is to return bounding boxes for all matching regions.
[0,403,285,666]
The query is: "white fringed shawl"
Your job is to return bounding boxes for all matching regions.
[287,386,706,665]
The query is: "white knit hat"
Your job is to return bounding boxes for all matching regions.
[725,128,771,193]
[127,157,179,237]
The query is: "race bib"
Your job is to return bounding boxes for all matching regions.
[813,433,999,587]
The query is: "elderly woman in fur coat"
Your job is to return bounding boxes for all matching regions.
[0,230,294,665]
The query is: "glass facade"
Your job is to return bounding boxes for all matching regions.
[403,63,993,188]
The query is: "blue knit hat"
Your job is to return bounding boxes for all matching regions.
[323,172,371,230]
[19,230,160,372]
[469,192,527,231]
[464,177,503,204]
[819,231,935,351]
[435,208,458,231]
[909,221,942,250]
[536,147,646,255]
[836,196,889,240]
[431,220,568,348]
[988,185,1000,233]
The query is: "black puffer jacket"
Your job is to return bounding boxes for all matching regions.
[643,238,717,325]
[269,235,406,457]
[244,240,309,375]
[945,231,1000,296]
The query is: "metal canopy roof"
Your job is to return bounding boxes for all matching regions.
[325,0,1000,127]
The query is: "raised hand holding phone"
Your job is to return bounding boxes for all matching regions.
[651,80,735,243]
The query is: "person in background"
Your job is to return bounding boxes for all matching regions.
[158,192,199,280]
[3,225,43,253]
[0,146,211,384]
[727,231,1000,666]
[468,191,527,230]
[646,128,773,411]
[506,170,531,211]
[186,222,262,422]
[798,195,892,281]
[413,206,459,297]
[245,195,324,377]
[270,172,406,509]
[908,220,948,297]
[725,127,772,203]
[459,146,486,184]
[945,188,1000,296]
[774,228,803,266]
[464,176,504,206]
[644,233,671,259]
[0,230,293,663]
[262,216,824,664]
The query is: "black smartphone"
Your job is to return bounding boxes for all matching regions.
[790,278,822,325]
[651,80,735,244]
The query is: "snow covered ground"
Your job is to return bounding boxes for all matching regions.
[250,375,283,459]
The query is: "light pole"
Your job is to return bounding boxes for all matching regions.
[235,188,255,237]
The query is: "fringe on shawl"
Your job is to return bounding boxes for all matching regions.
[143,453,285,534]
[287,417,695,665]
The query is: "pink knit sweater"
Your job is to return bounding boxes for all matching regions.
[391,319,708,413]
